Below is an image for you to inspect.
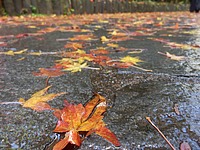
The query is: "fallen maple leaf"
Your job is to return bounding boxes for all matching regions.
[69,34,95,41]
[64,42,83,50]
[53,130,81,150]
[17,57,26,61]
[158,51,185,61]
[53,93,120,149]
[33,68,65,77]
[0,49,27,56]
[33,68,66,86]
[62,61,88,72]
[61,49,86,58]
[95,120,121,147]
[15,33,29,38]
[20,86,66,111]
[109,30,127,36]
[90,48,109,55]
[107,56,151,71]
[91,55,111,66]
[82,93,106,122]
[100,36,110,43]
[107,43,119,48]
[61,59,99,72]
[111,36,133,42]
[120,56,143,65]
[27,25,37,28]
[37,27,57,33]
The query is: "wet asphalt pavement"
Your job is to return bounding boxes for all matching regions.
[0,12,200,149]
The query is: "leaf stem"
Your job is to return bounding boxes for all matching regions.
[131,65,152,72]
[0,102,23,105]
[83,66,100,70]
[45,76,51,87]
[146,117,176,150]
[158,51,167,56]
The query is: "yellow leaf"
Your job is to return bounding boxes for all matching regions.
[63,62,88,72]
[80,29,91,32]
[74,49,86,54]
[120,56,143,65]
[4,49,28,55]
[31,86,51,97]
[157,17,162,20]
[23,93,64,108]
[107,43,119,48]
[22,86,66,110]
[100,36,109,43]
[99,20,109,23]
[110,30,117,36]
[158,22,163,26]
[17,57,26,61]
[27,25,37,28]
[14,49,28,54]
[56,58,74,64]
[78,56,93,62]
[94,25,102,28]
[5,50,15,55]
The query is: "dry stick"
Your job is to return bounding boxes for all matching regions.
[146,117,176,150]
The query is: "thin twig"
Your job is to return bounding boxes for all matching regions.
[146,117,176,150]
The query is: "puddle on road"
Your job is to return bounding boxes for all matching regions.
[0,13,200,149]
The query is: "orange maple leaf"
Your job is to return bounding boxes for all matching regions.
[64,42,83,50]
[53,93,120,149]
[33,68,65,77]
[69,34,96,41]
[90,48,109,55]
